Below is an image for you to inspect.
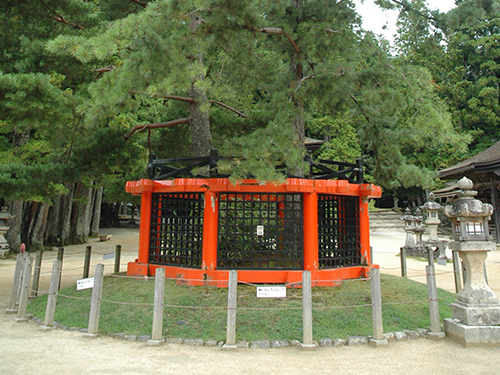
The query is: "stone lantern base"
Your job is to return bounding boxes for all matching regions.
[444,319,500,347]
[0,225,10,258]
[444,241,500,347]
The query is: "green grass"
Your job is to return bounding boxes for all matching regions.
[27,274,455,341]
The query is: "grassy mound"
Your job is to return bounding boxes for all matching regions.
[27,274,454,341]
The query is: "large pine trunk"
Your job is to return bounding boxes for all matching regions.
[70,183,93,244]
[60,183,75,246]
[289,0,305,177]
[188,54,212,158]
[30,202,50,250]
[6,200,23,253]
[46,196,62,246]
[90,185,103,237]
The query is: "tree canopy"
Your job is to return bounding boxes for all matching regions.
[1,0,487,220]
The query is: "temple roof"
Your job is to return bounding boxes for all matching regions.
[438,141,500,180]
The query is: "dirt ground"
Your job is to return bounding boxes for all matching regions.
[1,226,500,375]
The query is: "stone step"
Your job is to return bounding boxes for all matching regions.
[369,209,404,230]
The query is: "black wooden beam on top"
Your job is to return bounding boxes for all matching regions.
[146,150,364,183]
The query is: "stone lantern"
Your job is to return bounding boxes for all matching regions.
[0,206,14,258]
[401,208,416,248]
[421,193,447,263]
[413,208,425,246]
[446,177,493,242]
[443,177,500,346]
[421,192,442,243]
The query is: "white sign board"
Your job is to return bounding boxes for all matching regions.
[103,252,115,260]
[77,277,94,291]
[256,225,264,236]
[256,286,286,298]
[437,258,447,266]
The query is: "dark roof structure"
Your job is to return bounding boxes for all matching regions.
[438,141,500,242]
[438,141,500,180]
[304,137,325,152]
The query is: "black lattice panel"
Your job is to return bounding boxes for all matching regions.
[217,193,303,270]
[318,194,360,269]
[149,193,204,267]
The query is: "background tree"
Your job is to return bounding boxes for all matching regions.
[440,16,500,153]
[0,0,148,250]
[389,0,500,155]
[0,0,480,251]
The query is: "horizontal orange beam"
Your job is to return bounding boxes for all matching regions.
[126,178,382,198]
[127,262,376,287]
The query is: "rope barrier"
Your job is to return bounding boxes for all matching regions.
[57,293,92,301]
[382,299,430,306]
[26,286,50,295]
[100,299,154,307]
[163,304,228,310]
[312,303,373,310]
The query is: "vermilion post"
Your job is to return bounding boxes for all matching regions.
[359,196,371,265]
[303,192,318,271]
[202,191,218,271]
[138,180,154,265]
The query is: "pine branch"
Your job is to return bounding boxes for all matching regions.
[294,72,319,92]
[123,118,190,140]
[163,95,195,103]
[388,0,440,25]
[130,0,147,8]
[95,65,116,73]
[350,95,371,123]
[209,100,248,118]
[247,26,301,54]
[37,0,86,30]
[128,91,196,103]
[52,16,85,30]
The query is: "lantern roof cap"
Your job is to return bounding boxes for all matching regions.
[421,192,442,211]
[0,206,14,220]
[444,177,494,220]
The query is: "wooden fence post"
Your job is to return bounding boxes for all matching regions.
[40,260,62,330]
[369,268,388,346]
[57,247,64,290]
[83,246,92,279]
[114,245,121,274]
[426,264,445,340]
[148,267,165,345]
[15,255,33,322]
[223,270,237,349]
[84,263,104,337]
[6,254,23,313]
[301,270,315,349]
[30,250,43,298]
[400,247,407,277]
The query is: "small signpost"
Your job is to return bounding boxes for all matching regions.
[103,252,115,260]
[256,286,286,298]
[77,277,94,291]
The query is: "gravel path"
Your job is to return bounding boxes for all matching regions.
[1,227,500,374]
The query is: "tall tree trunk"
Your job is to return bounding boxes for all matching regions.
[30,202,50,250]
[46,196,62,245]
[22,201,35,249]
[289,0,305,177]
[90,186,103,237]
[6,200,23,253]
[71,183,93,244]
[188,54,212,158]
[83,183,94,237]
[60,183,75,246]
